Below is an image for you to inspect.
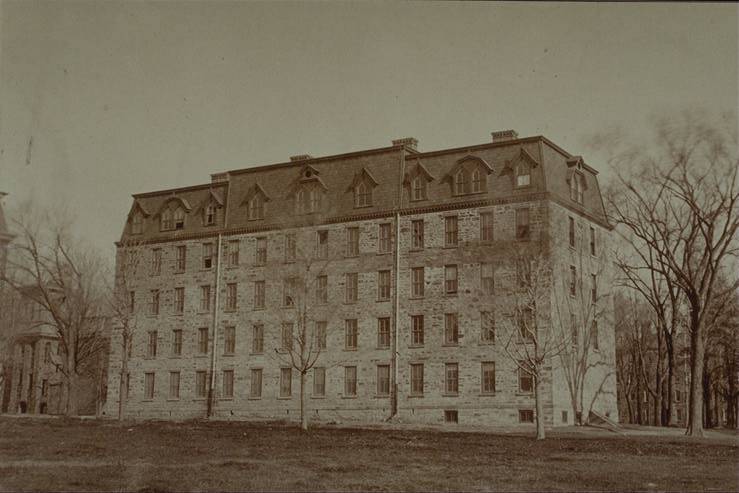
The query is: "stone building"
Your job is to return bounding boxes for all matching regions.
[105,131,618,426]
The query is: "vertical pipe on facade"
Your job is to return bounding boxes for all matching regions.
[206,233,223,418]
[390,145,406,419]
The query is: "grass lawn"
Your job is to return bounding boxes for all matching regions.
[0,417,736,492]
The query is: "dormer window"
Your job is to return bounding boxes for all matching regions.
[411,175,426,201]
[131,213,143,235]
[161,209,173,231]
[296,185,323,214]
[248,194,264,220]
[516,162,531,187]
[570,172,584,204]
[471,168,483,193]
[450,156,492,196]
[204,204,216,226]
[355,181,371,207]
[173,207,185,230]
[454,169,468,195]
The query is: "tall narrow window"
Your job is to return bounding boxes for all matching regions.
[444,215,458,247]
[481,263,494,295]
[250,369,263,398]
[174,208,185,229]
[454,169,468,195]
[412,220,424,249]
[313,367,326,396]
[253,281,265,309]
[591,274,597,303]
[200,285,211,311]
[377,365,390,396]
[316,230,328,259]
[283,277,297,307]
[147,331,157,358]
[151,248,162,276]
[205,204,216,226]
[281,323,294,351]
[161,209,173,231]
[174,287,184,314]
[378,270,391,301]
[377,318,390,348]
[411,267,425,298]
[411,176,426,201]
[176,245,187,272]
[222,370,234,398]
[344,366,357,396]
[445,265,458,295]
[520,308,535,342]
[224,326,236,355]
[410,363,424,396]
[280,368,292,397]
[144,373,155,399]
[169,371,180,399]
[172,329,183,356]
[481,362,496,394]
[481,310,495,343]
[131,213,143,234]
[471,168,483,193]
[355,182,371,207]
[411,315,424,346]
[316,275,328,304]
[345,273,358,303]
[285,233,296,262]
[149,290,160,316]
[346,227,359,257]
[445,363,459,394]
[315,321,327,349]
[226,283,238,310]
[444,313,459,345]
[196,371,207,398]
[569,217,576,248]
[309,188,321,212]
[516,208,530,240]
[519,365,533,393]
[252,324,264,354]
[202,243,214,269]
[590,227,596,256]
[198,327,209,354]
[345,319,358,350]
[516,162,531,187]
[569,266,577,296]
[248,194,264,220]
[480,212,494,241]
[379,223,392,253]
[255,237,267,265]
[570,173,584,204]
[227,240,239,267]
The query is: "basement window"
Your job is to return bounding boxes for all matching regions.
[444,410,458,423]
[519,409,534,423]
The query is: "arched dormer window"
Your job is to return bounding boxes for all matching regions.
[471,168,483,193]
[161,209,173,231]
[173,207,185,229]
[204,204,216,226]
[248,194,264,220]
[570,172,584,204]
[296,188,307,213]
[516,162,531,187]
[131,212,143,235]
[355,181,371,207]
[310,187,322,211]
[411,175,426,201]
[454,169,468,195]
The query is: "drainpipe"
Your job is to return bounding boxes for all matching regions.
[207,233,223,418]
[390,145,406,419]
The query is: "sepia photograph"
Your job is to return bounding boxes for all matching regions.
[0,1,736,491]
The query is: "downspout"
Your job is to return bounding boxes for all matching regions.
[207,233,223,418]
[390,145,406,419]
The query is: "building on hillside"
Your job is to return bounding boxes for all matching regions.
[105,131,619,426]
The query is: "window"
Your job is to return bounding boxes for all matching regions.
[316,230,328,259]
[169,372,180,399]
[250,369,263,398]
[252,324,264,353]
[227,240,239,267]
[345,273,358,303]
[516,162,531,187]
[346,227,359,257]
[471,168,483,193]
[454,169,468,195]
[151,248,162,276]
[344,366,357,396]
[570,173,584,204]
[519,308,535,342]
[677,408,683,422]
[377,365,390,396]
[481,362,496,394]
[444,215,458,247]
[174,208,185,229]
[253,281,265,309]
[131,213,143,235]
[411,220,424,249]
[480,212,494,241]
[202,243,214,269]
[444,313,459,345]
[205,204,216,226]
[379,223,392,253]
[345,319,358,350]
[172,329,183,356]
[675,390,682,403]
[411,267,425,297]
[283,277,297,307]
[411,315,424,346]
[285,233,296,262]
[355,182,371,207]
[128,291,135,314]
[196,371,207,398]
[248,194,264,220]
[411,175,426,201]
[315,321,327,349]
[147,331,157,358]
[377,318,390,349]
[313,367,326,397]
[591,274,597,303]
[174,287,184,314]
[161,209,173,231]
[198,327,209,354]
[43,343,51,364]
[176,245,187,272]
[445,363,459,394]
[149,290,160,316]
[316,275,328,304]
[590,320,599,351]
[255,237,267,265]
[590,227,596,256]
[222,370,234,398]
[569,217,575,248]
[562,410,568,424]
[444,410,459,423]
[481,263,494,295]
[200,285,211,311]
[280,368,292,397]
[519,365,534,393]
[281,323,294,351]
[224,326,236,355]
[410,363,424,396]
[378,270,391,300]
[481,310,495,343]
[310,188,321,212]
[296,188,307,214]
[516,208,530,240]
[445,265,458,295]
[226,283,238,310]
[144,373,155,399]
[519,409,534,423]
[569,266,577,296]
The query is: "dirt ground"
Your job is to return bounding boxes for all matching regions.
[0,416,736,492]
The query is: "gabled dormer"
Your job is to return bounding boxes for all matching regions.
[242,183,270,221]
[158,196,191,232]
[500,147,540,189]
[349,167,379,208]
[566,156,588,204]
[127,199,151,235]
[292,165,328,214]
[198,189,224,226]
[445,155,493,196]
[404,162,435,201]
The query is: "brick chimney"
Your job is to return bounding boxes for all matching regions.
[290,154,313,162]
[491,130,519,143]
[392,137,418,151]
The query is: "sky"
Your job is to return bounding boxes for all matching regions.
[0,1,736,260]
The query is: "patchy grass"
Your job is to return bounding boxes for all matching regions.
[0,417,736,492]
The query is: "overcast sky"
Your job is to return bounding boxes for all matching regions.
[0,1,736,259]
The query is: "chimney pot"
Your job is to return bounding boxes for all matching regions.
[290,154,313,162]
[392,137,418,151]
[491,130,519,142]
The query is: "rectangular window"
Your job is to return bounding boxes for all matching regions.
[444,410,459,423]
[316,275,328,304]
[128,291,135,314]
[444,313,459,345]
[520,308,535,342]
[445,265,458,295]
[569,216,576,248]
[378,270,391,300]
[569,266,577,296]
[255,237,267,265]
[200,285,211,311]
[250,369,262,398]
[144,372,155,399]
[410,363,424,396]
[591,320,599,351]
[481,211,494,241]
[519,366,534,393]
[283,277,297,307]
[316,230,328,259]
[377,318,390,349]
[252,324,264,353]
[315,321,327,350]
[222,370,234,398]
[345,273,358,303]
[253,281,265,309]
[377,364,390,396]
[174,287,185,314]
[172,329,183,356]
[481,311,495,343]
[379,223,392,254]
[151,248,162,276]
[481,362,496,394]
[591,274,597,303]
[313,367,326,397]
[411,315,424,346]
[280,368,292,397]
[346,227,359,257]
[196,371,207,398]
[169,371,180,399]
[344,366,357,396]
[519,409,535,423]
[481,263,494,295]
[281,323,294,351]
[516,208,530,240]
[590,227,596,256]
[285,233,296,262]
[345,319,358,350]
[198,327,209,354]
[411,267,425,298]
[444,215,458,247]
[149,290,160,316]
[445,363,459,394]
[412,220,424,249]
[226,283,238,310]
[227,240,239,267]
[202,243,214,269]
[224,326,236,355]
[176,245,187,272]
[147,331,157,358]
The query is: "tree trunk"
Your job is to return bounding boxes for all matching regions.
[300,370,308,431]
[118,349,128,420]
[686,319,705,437]
[703,365,712,428]
[665,342,675,426]
[654,328,663,426]
[535,375,545,440]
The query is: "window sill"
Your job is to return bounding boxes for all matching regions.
[248,396,262,400]
[169,355,183,359]
[376,298,391,303]
[343,302,358,306]
[250,352,264,356]
[142,399,154,402]
[223,309,238,313]
[193,397,207,402]
[344,254,360,259]
[341,395,358,399]
[284,260,296,264]
[224,265,240,270]
[376,346,390,351]
[408,344,424,349]
[173,312,184,317]
[175,270,185,275]
[219,397,234,401]
[376,251,392,256]
[311,395,326,399]
[442,343,460,348]
[442,393,459,398]
[195,354,209,358]
[516,392,534,397]
[444,292,458,297]
[222,353,235,358]
[277,396,292,400]
[199,268,214,272]
[479,393,497,397]
[144,356,157,360]
[166,398,180,402]
[409,296,425,301]
[374,394,390,399]
[409,248,425,252]
[197,311,211,315]
[252,307,265,311]
[344,348,358,352]
[478,341,495,346]
[443,244,459,249]
[408,394,424,398]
